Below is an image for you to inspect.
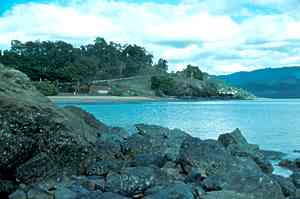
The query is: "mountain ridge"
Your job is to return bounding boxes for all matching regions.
[217,66,300,98]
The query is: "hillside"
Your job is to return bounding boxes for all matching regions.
[90,73,254,100]
[218,66,300,98]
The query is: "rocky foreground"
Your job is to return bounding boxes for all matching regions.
[0,66,299,199]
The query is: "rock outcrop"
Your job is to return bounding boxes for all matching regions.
[0,67,104,196]
[218,128,273,173]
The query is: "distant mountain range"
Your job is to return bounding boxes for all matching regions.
[217,66,300,98]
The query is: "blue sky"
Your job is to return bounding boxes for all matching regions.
[0,0,300,74]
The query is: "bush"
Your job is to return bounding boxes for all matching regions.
[151,75,176,95]
[33,81,58,96]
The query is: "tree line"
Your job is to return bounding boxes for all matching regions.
[0,37,169,82]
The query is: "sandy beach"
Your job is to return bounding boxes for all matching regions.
[48,95,162,103]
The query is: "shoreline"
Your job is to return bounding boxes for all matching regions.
[48,95,168,103]
[48,95,255,103]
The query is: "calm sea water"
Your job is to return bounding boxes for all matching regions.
[58,98,300,175]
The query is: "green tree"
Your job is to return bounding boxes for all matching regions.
[183,65,204,80]
[156,58,168,73]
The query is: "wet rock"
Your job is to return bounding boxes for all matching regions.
[270,174,296,197]
[218,128,273,173]
[203,190,255,199]
[105,166,159,196]
[144,182,194,199]
[124,124,191,161]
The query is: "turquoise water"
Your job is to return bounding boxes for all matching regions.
[58,99,300,159]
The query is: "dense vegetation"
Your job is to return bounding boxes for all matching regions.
[0,37,167,82]
[218,67,300,98]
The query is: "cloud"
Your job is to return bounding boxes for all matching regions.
[0,0,300,74]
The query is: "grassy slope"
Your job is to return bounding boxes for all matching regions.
[104,76,156,97]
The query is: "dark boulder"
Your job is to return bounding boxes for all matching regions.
[207,157,284,199]
[179,136,284,199]
[124,124,191,161]
[270,174,296,197]
[218,128,273,173]
[178,137,233,177]
[95,127,129,160]
[0,68,103,187]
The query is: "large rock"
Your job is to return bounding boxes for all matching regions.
[124,124,191,161]
[95,127,129,160]
[178,137,234,177]
[0,68,103,185]
[218,128,273,173]
[270,174,296,197]
[178,136,284,199]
